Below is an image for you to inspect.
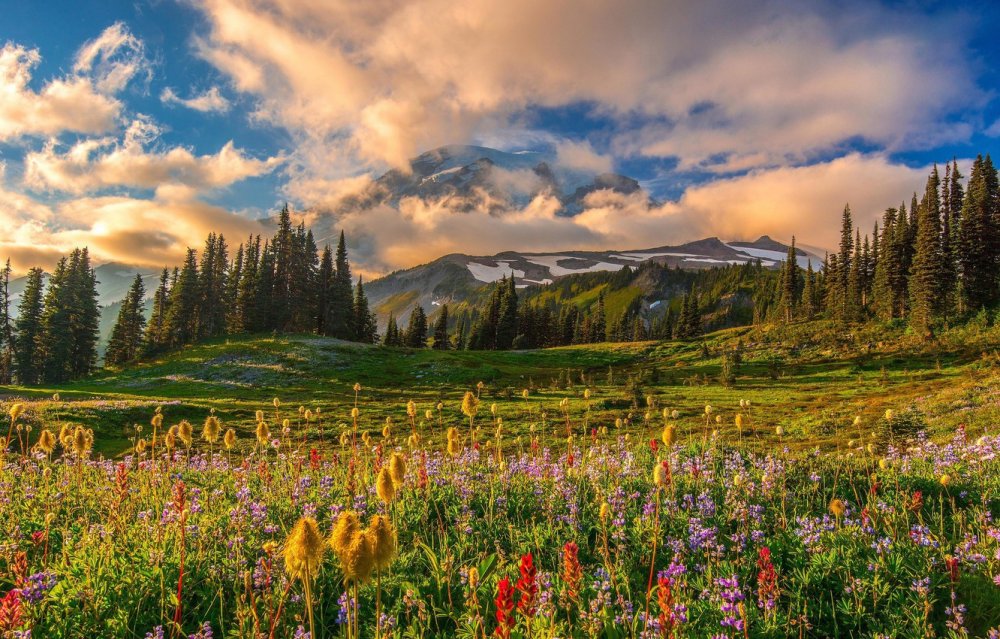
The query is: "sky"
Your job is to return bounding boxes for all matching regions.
[2,0,1000,277]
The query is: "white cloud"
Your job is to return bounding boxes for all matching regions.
[191,0,980,178]
[161,86,231,113]
[73,22,149,94]
[0,43,121,141]
[23,117,283,194]
[310,153,934,277]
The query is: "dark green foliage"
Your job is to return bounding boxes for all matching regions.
[105,274,147,367]
[404,305,428,347]
[13,267,44,384]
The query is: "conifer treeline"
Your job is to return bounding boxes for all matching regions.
[2,206,377,384]
[0,250,102,384]
[137,206,377,360]
[445,155,1000,350]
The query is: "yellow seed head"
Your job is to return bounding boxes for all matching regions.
[599,502,611,522]
[447,438,460,456]
[256,421,271,445]
[9,403,23,422]
[341,533,374,583]
[273,398,281,408]
[151,414,163,429]
[376,467,396,503]
[652,462,667,487]
[425,409,434,420]
[365,514,397,570]
[255,410,265,422]
[661,424,676,447]
[37,429,56,454]
[203,416,221,443]
[177,421,193,446]
[351,407,359,419]
[468,566,480,589]
[331,511,361,558]
[134,438,146,454]
[389,452,406,486]
[939,474,951,488]
[735,414,743,429]
[884,409,894,421]
[446,426,459,441]
[407,400,417,418]
[829,498,846,518]
[461,392,479,418]
[284,516,325,581]
[223,429,236,450]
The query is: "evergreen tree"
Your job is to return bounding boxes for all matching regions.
[404,306,428,348]
[909,166,944,338]
[105,274,147,367]
[496,276,518,349]
[352,277,378,343]
[383,314,400,346]
[13,268,44,385]
[590,292,607,342]
[779,237,798,323]
[145,268,171,351]
[872,208,897,320]
[0,260,13,384]
[67,249,100,379]
[163,249,201,347]
[802,260,816,320]
[328,231,355,339]
[317,245,333,335]
[836,204,854,319]
[959,155,999,310]
[432,304,450,349]
[38,258,71,383]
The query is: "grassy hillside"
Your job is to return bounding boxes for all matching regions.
[2,318,997,457]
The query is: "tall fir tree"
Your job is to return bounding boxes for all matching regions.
[909,166,944,338]
[328,231,355,339]
[404,306,428,348]
[163,249,201,347]
[13,268,45,385]
[0,260,13,384]
[779,237,799,323]
[352,277,377,343]
[105,274,147,367]
[432,304,450,349]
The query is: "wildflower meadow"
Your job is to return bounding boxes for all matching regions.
[2,387,1000,639]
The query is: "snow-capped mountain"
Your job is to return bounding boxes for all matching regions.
[365,235,822,324]
[333,144,653,215]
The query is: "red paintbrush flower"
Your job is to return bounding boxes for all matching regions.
[309,448,321,470]
[656,576,677,638]
[515,552,538,617]
[0,590,22,633]
[756,546,779,613]
[563,541,582,602]
[494,576,515,638]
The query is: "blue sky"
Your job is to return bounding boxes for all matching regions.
[2,0,1000,275]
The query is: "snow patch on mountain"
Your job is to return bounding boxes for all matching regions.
[466,261,525,283]
[525,256,626,277]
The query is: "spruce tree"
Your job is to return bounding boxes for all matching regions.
[383,314,400,346]
[145,268,171,351]
[0,260,13,384]
[802,260,816,320]
[404,306,428,348]
[328,231,355,339]
[105,274,147,367]
[39,258,71,383]
[13,268,44,385]
[432,304,450,349]
[909,166,944,338]
[959,155,999,310]
[163,249,201,347]
[352,277,377,343]
[317,245,333,335]
[779,237,798,323]
[496,277,518,349]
